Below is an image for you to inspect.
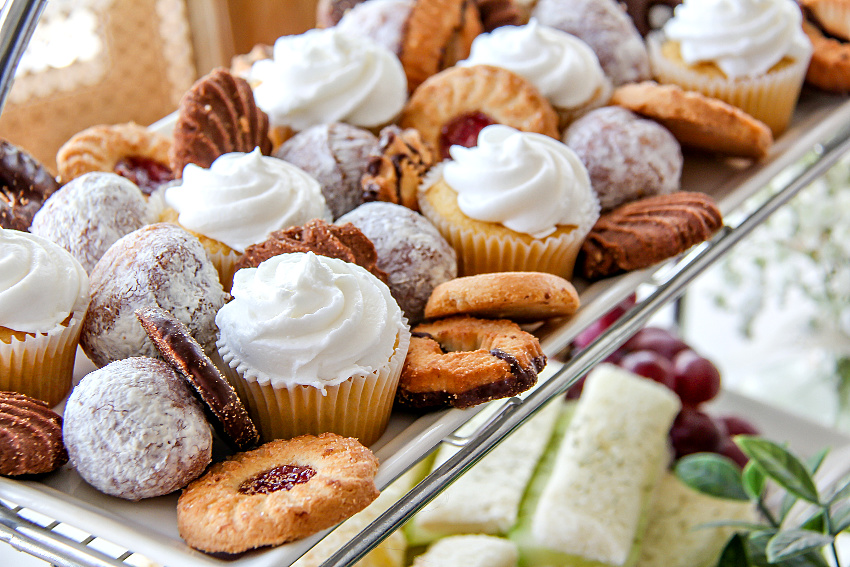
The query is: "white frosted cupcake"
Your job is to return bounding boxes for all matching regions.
[0,228,90,406]
[647,0,812,135]
[418,124,599,279]
[249,27,408,133]
[215,252,410,445]
[163,148,331,290]
[458,19,612,129]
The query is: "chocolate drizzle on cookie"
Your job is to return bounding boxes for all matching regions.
[171,68,273,176]
[0,391,68,476]
[0,140,59,230]
[362,126,436,211]
[398,316,545,410]
[577,191,723,280]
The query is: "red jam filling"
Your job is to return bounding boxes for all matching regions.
[438,111,497,159]
[238,464,316,495]
[114,156,174,196]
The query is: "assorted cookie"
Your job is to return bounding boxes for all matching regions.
[55,122,173,194]
[424,272,580,321]
[577,191,724,280]
[136,306,259,451]
[610,81,773,160]
[177,433,379,554]
[0,139,60,230]
[170,67,273,176]
[0,391,68,476]
[398,315,546,409]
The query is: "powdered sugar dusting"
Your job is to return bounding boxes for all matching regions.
[30,172,154,274]
[63,357,212,500]
[337,201,457,323]
[81,223,228,367]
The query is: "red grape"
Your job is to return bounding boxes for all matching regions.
[565,375,586,400]
[618,350,676,390]
[572,294,637,350]
[718,415,759,436]
[672,349,722,405]
[670,407,724,459]
[621,327,689,360]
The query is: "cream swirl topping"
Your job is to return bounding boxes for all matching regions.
[442,125,599,238]
[459,20,610,109]
[216,252,405,391]
[165,148,331,252]
[662,0,812,78]
[0,228,90,333]
[250,27,407,131]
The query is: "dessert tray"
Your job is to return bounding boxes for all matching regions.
[1,88,850,567]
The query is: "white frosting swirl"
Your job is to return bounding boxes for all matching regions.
[442,125,599,238]
[662,0,812,78]
[216,252,405,391]
[0,228,90,333]
[250,27,407,131]
[459,20,609,109]
[165,148,331,252]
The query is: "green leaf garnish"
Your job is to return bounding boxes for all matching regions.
[743,459,767,501]
[717,533,750,567]
[675,453,749,500]
[765,529,834,563]
[736,437,821,504]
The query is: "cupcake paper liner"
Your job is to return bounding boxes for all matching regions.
[0,311,86,407]
[219,327,411,446]
[647,33,810,136]
[418,184,587,279]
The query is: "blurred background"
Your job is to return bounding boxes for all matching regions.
[0,0,317,173]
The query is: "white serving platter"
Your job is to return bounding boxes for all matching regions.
[2,87,850,567]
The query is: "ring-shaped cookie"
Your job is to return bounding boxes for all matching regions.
[398,315,546,409]
[56,122,173,194]
[177,433,379,554]
[400,65,559,159]
[802,21,850,93]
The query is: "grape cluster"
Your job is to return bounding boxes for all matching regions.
[568,300,758,468]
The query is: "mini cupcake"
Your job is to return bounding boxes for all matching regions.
[215,252,410,445]
[457,19,612,128]
[418,124,599,279]
[249,27,408,133]
[163,148,331,290]
[646,0,813,136]
[0,228,90,406]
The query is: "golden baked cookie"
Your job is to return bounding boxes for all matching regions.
[400,64,559,158]
[56,122,173,194]
[177,433,380,554]
[802,20,850,93]
[398,315,546,409]
[424,272,580,321]
[610,82,773,160]
[400,0,483,93]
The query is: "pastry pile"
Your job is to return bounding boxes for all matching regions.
[0,0,837,560]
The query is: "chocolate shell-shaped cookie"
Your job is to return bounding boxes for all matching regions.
[474,0,523,31]
[0,391,68,476]
[577,191,723,280]
[170,68,273,177]
[236,219,388,283]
